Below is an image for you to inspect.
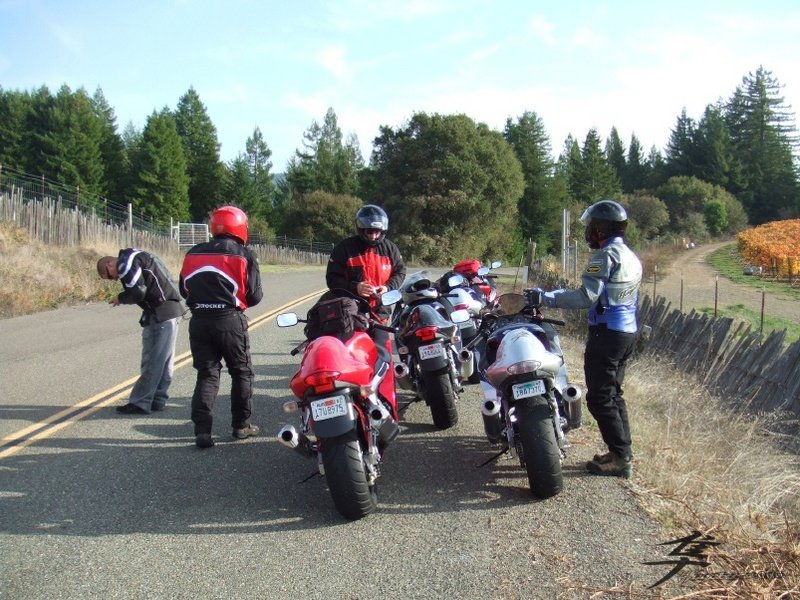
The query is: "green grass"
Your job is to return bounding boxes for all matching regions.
[696,302,800,345]
[703,243,800,345]
[707,242,800,301]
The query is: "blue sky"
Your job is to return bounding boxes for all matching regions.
[2,0,798,172]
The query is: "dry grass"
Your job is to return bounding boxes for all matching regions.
[0,221,185,318]
[613,354,800,598]
[0,222,325,319]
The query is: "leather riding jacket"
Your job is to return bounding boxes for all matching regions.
[547,237,642,333]
[179,235,263,315]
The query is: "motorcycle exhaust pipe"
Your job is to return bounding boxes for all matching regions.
[481,399,503,444]
[564,385,582,402]
[393,362,412,390]
[276,424,313,457]
[458,348,474,379]
[563,385,583,430]
[369,403,400,444]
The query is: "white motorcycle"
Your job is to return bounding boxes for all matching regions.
[464,291,582,499]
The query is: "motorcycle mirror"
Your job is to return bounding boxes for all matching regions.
[490,260,502,269]
[381,289,402,306]
[447,274,465,288]
[276,313,299,327]
[449,309,471,324]
[476,266,489,276]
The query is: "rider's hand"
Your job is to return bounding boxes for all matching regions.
[356,282,375,298]
[523,287,544,307]
[373,285,388,297]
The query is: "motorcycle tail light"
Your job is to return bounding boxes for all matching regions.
[454,303,469,311]
[304,370,340,394]
[415,326,438,342]
[506,360,541,375]
[282,400,299,413]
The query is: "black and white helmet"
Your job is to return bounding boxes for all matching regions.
[355,204,389,246]
[580,199,628,249]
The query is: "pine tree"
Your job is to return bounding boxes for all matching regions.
[623,134,648,192]
[0,88,28,169]
[605,127,627,186]
[504,111,564,254]
[45,85,106,204]
[692,103,741,190]
[133,108,190,224]
[725,66,800,222]
[569,128,620,205]
[223,126,277,225]
[91,88,128,204]
[174,87,223,220]
[665,108,697,178]
[286,107,364,198]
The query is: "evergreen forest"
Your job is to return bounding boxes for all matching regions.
[1,66,798,264]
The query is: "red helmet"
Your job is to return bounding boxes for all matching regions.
[210,206,248,244]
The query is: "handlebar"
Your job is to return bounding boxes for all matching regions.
[540,317,566,326]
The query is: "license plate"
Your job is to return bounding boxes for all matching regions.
[310,395,348,421]
[512,380,546,399]
[418,343,445,360]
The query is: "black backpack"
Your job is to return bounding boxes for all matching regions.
[304,295,370,342]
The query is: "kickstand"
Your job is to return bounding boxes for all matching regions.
[476,446,509,468]
[398,398,418,414]
[299,470,320,483]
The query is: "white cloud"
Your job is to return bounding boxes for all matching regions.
[320,45,349,79]
[570,26,602,49]
[529,15,555,46]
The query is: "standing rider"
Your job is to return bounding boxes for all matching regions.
[180,206,263,449]
[530,199,642,478]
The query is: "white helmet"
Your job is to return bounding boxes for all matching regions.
[400,271,439,304]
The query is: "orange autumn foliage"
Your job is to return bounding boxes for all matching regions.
[737,219,800,277]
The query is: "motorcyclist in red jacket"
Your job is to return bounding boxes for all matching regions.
[326,204,406,417]
[180,206,263,449]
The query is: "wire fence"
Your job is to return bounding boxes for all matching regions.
[0,164,332,255]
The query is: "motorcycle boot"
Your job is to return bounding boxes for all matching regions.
[587,453,632,478]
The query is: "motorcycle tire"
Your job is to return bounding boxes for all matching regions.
[321,430,377,520]
[515,397,564,499]
[420,368,458,429]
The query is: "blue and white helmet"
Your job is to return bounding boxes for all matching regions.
[356,204,389,246]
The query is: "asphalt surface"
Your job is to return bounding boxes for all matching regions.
[0,267,697,599]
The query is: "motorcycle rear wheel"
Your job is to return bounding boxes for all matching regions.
[321,430,377,520]
[515,397,564,499]
[420,368,458,429]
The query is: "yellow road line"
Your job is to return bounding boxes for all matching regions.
[0,289,325,460]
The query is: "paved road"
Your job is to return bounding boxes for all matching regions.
[0,267,693,599]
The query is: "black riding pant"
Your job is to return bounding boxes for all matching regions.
[583,324,636,460]
[189,311,254,435]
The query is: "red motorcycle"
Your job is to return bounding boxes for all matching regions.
[275,290,402,520]
[452,258,501,305]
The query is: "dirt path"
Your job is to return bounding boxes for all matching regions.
[651,241,800,323]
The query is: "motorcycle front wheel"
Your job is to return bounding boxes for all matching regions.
[515,397,564,499]
[420,368,458,429]
[321,430,377,520]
